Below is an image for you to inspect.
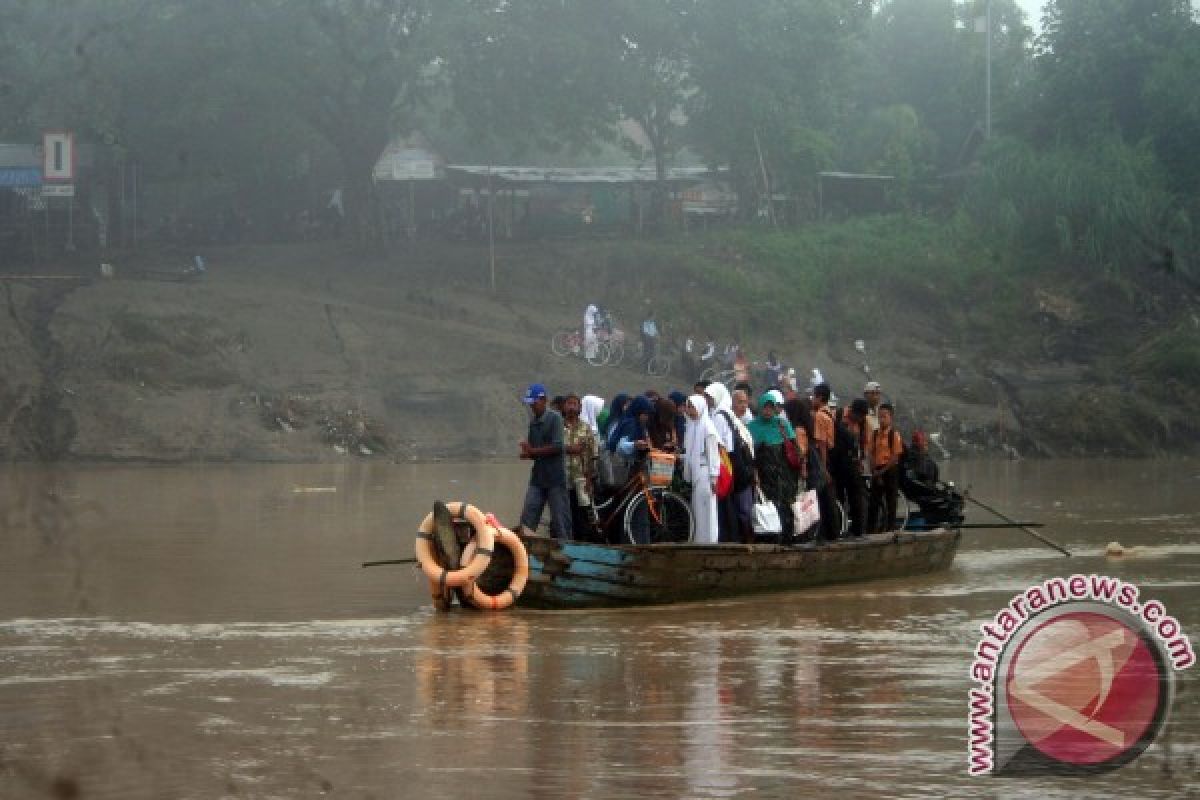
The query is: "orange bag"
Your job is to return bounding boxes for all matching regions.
[648,449,676,486]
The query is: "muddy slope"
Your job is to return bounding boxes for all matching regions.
[0,240,1196,462]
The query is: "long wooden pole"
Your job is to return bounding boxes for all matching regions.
[362,558,416,568]
[966,493,1071,556]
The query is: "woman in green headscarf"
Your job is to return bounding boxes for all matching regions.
[746,391,798,542]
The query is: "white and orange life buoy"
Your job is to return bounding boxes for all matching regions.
[459,521,529,611]
[414,502,496,605]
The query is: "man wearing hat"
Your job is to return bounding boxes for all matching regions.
[518,382,572,540]
[863,381,883,436]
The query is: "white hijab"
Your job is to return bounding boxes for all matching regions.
[580,394,604,433]
[706,382,753,454]
[684,394,719,463]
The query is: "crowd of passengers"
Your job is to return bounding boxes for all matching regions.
[516,375,941,546]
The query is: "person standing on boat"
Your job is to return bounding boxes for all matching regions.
[598,393,628,444]
[733,386,755,425]
[647,396,680,453]
[812,383,838,541]
[518,382,572,540]
[747,392,799,542]
[868,403,904,533]
[863,381,883,436]
[706,382,752,543]
[729,389,758,542]
[610,395,654,456]
[562,394,598,541]
[580,394,604,435]
[682,395,721,545]
[831,398,870,538]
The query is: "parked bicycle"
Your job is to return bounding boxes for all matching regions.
[550,328,610,366]
[630,340,671,377]
[697,365,737,388]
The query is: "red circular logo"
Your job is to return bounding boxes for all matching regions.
[1005,611,1165,767]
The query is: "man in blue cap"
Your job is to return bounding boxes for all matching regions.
[518,382,572,540]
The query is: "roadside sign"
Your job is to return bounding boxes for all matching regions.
[42,131,75,182]
[42,184,75,197]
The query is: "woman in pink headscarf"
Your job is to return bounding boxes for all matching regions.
[682,394,721,544]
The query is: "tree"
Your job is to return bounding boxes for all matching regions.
[606,0,697,229]
[687,0,872,222]
[240,0,434,243]
[1032,0,1196,143]
[848,0,1033,172]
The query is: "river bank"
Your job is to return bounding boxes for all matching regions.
[1,226,1197,462]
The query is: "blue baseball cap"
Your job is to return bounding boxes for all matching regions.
[522,383,547,404]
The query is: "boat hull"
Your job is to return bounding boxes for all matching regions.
[517,529,961,609]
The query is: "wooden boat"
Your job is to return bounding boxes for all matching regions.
[512,528,961,609]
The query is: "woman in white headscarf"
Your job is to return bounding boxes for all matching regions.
[705,381,754,543]
[583,304,599,360]
[580,394,604,434]
[682,394,721,545]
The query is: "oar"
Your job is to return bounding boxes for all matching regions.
[910,522,1046,531]
[362,558,417,568]
[965,493,1072,557]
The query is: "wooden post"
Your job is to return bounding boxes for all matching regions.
[408,179,415,240]
[487,166,495,291]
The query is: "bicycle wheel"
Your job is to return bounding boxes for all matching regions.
[623,488,693,545]
[647,355,670,377]
[551,330,573,356]
[586,340,610,367]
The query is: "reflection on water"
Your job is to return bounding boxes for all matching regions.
[0,460,1197,797]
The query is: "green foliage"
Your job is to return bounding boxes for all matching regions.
[966,135,1190,272]
[1134,326,1200,387]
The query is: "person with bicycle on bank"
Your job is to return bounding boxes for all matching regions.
[640,311,659,366]
[583,304,600,361]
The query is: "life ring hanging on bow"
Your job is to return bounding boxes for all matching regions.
[414,502,496,605]
[460,515,529,611]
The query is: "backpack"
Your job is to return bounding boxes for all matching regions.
[718,410,754,491]
[872,427,904,470]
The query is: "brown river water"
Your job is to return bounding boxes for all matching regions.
[0,459,1198,798]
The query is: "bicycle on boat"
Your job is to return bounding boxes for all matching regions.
[587,452,693,545]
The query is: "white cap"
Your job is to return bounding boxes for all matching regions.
[864,381,882,392]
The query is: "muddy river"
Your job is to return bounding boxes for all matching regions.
[0,460,1197,798]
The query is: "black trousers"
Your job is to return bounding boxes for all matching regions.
[838,474,867,537]
[869,466,900,532]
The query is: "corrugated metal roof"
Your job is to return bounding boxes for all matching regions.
[818,171,894,180]
[446,165,720,184]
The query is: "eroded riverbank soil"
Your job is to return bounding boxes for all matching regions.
[0,240,1196,461]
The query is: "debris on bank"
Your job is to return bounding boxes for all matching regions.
[253,392,388,456]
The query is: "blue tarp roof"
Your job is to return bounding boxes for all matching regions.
[0,167,42,187]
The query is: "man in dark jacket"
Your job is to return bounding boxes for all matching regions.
[830,398,870,538]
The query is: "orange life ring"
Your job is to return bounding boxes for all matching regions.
[460,525,530,611]
[414,502,496,603]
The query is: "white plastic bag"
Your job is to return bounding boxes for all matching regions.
[752,488,782,534]
[792,489,821,534]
